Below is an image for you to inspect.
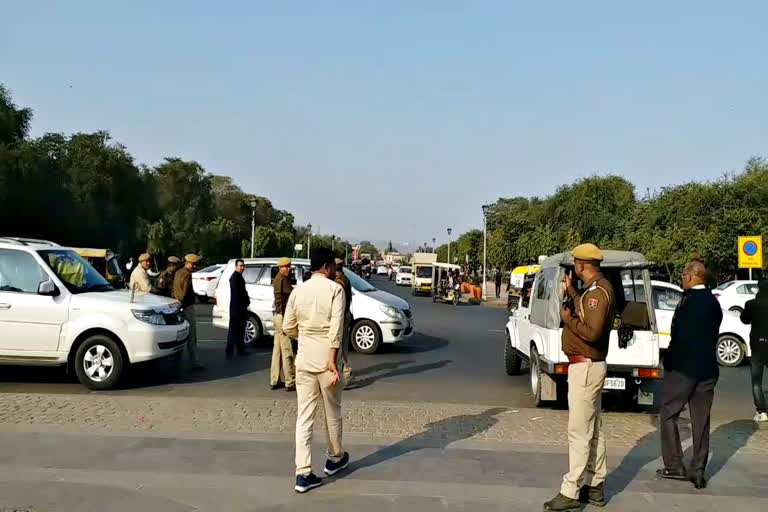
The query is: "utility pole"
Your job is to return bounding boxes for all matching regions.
[482,203,495,301]
[307,223,312,259]
[249,198,257,258]
[447,228,452,263]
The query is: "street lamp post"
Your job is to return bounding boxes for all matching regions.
[249,198,257,258]
[482,203,495,301]
[332,235,336,252]
[307,223,312,259]
[432,238,436,252]
[447,228,452,264]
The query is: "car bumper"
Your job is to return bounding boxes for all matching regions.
[126,321,190,363]
[379,318,415,343]
[192,282,208,296]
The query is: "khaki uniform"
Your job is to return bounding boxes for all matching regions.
[283,274,346,476]
[129,266,152,294]
[272,272,296,388]
[173,267,201,365]
[335,272,353,384]
[155,268,177,297]
[560,274,616,499]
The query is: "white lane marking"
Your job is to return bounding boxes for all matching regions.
[197,321,213,324]
[488,329,505,333]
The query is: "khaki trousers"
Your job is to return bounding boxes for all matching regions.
[561,360,608,499]
[342,312,352,384]
[182,306,201,364]
[271,314,295,387]
[295,368,344,475]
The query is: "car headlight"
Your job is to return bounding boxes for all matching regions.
[132,309,167,325]
[380,305,405,319]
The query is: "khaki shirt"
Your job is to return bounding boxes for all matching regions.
[156,268,176,296]
[273,272,293,316]
[173,268,195,307]
[129,266,152,294]
[561,274,616,361]
[282,273,346,373]
[335,273,352,313]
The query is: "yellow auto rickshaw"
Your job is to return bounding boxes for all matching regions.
[70,248,126,288]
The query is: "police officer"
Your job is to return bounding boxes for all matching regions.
[129,253,153,294]
[271,257,296,391]
[544,243,615,512]
[155,256,180,297]
[174,254,204,371]
[335,258,353,388]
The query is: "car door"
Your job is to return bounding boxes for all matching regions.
[242,264,267,315]
[735,284,758,310]
[512,275,536,357]
[0,248,68,353]
[652,286,682,350]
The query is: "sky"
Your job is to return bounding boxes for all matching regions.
[2,1,766,250]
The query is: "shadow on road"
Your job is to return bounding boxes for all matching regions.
[704,419,759,479]
[346,359,452,390]
[380,333,449,355]
[344,407,507,476]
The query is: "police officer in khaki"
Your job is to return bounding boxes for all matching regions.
[129,253,153,294]
[271,257,296,391]
[334,258,353,388]
[544,243,616,512]
[174,254,204,371]
[155,255,180,297]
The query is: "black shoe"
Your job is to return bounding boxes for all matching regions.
[270,383,281,391]
[294,473,323,493]
[579,484,605,507]
[236,350,251,357]
[225,352,235,360]
[690,470,707,489]
[656,468,688,481]
[286,385,296,392]
[324,452,350,476]
[543,493,581,512]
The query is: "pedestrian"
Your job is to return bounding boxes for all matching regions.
[282,248,348,493]
[173,254,205,371]
[544,244,615,512]
[271,257,296,391]
[226,258,251,360]
[129,253,152,294]
[495,269,503,299]
[335,258,353,388]
[740,279,768,422]
[657,261,722,489]
[155,256,180,297]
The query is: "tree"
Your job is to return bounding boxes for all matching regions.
[0,84,32,145]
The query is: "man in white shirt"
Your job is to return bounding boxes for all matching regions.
[283,247,349,493]
[129,253,152,294]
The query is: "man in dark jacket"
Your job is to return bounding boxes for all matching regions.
[657,261,722,489]
[741,279,768,422]
[226,259,250,359]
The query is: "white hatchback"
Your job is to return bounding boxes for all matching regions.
[396,266,413,286]
[713,280,758,313]
[212,258,414,354]
[192,264,225,302]
[0,238,189,390]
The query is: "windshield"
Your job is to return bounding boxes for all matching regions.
[344,268,376,292]
[416,266,432,278]
[38,250,112,293]
[399,267,412,273]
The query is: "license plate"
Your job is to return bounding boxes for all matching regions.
[177,326,189,341]
[604,377,626,390]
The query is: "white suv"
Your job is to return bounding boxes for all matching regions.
[0,238,189,390]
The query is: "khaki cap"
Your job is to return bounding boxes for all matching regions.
[335,258,344,265]
[138,253,151,262]
[572,243,604,262]
[167,256,181,264]
[277,257,292,267]
[184,254,200,264]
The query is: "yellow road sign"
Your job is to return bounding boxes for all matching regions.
[738,236,763,269]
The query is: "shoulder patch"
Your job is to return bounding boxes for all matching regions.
[588,297,599,310]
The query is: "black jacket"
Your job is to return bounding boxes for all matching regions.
[741,284,768,353]
[664,287,723,380]
[229,271,250,316]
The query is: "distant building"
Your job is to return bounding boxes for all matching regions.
[383,252,404,265]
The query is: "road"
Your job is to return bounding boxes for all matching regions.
[0,276,757,417]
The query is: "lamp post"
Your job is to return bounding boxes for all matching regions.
[432,238,436,252]
[482,203,495,301]
[332,235,336,252]
[447,228,452,264]
[307,223,312,259]
[249,198,257,258]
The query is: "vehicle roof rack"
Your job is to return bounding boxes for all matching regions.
[0,237,59,247]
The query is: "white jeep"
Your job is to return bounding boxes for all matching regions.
[0,238,189,390]
[505,250,662,407]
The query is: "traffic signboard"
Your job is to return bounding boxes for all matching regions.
[738,236,763,269]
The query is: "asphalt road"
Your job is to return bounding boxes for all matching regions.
[0,276,758,417]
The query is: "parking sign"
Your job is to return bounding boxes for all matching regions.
[738,236,763,269]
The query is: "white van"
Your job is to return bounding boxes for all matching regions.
[0,238,189,390]
[212,258,414,354]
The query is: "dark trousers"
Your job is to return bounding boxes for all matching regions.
[226,312,247,355]
[751,348,768,413]
[660,370,716,473]
[495,283,501,298]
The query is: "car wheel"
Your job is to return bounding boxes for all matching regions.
[74,335,125,390]
[351,320,381,354]
[243,315,263,347]
[716,334,745,367]
[530,346,544,407]
[728,306,744,314]
[504,331,522,376]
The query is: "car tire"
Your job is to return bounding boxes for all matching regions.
[728,306,744,314]
[244,314,263,347]
[74,334,125,390]
[716,334,746,367]
[351,320,381,354]
[504,331,522,376]
[530,346,544,407]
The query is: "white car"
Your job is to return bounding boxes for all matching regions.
[193,264,225,302]
[212,258,414,354]
[0,237,189,390]
[396,266,413,286]
[713,280,758,313]
[376,265,388,276]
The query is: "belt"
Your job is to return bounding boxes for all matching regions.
[568,355,592,364]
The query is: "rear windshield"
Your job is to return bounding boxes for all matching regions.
[714,281,736,291]
[197,264,222,274]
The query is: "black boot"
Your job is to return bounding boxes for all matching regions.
[543,492,581,511]
[579,483,605,507]
[690,470,707,489]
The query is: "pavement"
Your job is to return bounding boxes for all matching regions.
[0,276,766,510]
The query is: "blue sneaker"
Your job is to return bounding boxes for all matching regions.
[324,452,350,476]
[294,473,323,493]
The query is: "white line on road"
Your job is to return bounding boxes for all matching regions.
[198,321,213,324]
[488,329,505,333]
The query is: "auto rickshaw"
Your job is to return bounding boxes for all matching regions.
[70,247,126,288]
[431,262,463,305]
[507,264,541,310]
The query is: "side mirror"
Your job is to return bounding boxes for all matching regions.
[38,280,59,297]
